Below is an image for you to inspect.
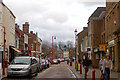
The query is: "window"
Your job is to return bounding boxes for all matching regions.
[32,59,37,64]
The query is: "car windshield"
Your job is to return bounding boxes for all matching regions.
[53,59,57,61]
[11,58,30,65]
[42,59,45,62]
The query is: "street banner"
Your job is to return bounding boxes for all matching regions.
[99,44,106,51]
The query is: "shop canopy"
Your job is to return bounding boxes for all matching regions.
[11,47,21,53]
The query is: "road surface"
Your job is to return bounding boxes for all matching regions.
[3,62,77,80]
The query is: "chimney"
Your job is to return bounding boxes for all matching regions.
[30,31,33,34]
[83,27,88,30]
[15,24,19,28]
[36,32,38,36]
[23,22,29,34]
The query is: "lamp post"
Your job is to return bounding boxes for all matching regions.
[74,29,77,69]
[52,36,56,64]
[74,29,77,60]
[3,27,6,75]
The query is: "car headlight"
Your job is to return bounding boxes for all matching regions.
[22,68,29,71]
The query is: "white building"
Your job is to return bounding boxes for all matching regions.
[0,1,16,78]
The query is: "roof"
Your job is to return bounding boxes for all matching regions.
[89,7,106,20]
[1,2,16,18]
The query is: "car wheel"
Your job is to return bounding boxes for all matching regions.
[28,70,32,78]
[35,68,38,76]
[7,75,11,78]
[48,65,49,68]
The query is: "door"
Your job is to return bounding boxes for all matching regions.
[118,42,120,71]
[31,59,38,74]
[0,51,2,79]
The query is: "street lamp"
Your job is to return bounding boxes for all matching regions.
[74,29,77,69]
[74,29,77,60]
[52,36,56,64]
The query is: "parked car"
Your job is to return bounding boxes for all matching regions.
[57,59,61,64]
[36,58,43,72]
[61,58,65,62]
[52,59,58,64]
[7,56,39,78]
[41,59,47,69]
[46,60,50,68]
[64,57,70,61]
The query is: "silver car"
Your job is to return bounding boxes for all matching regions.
[7,56,39,78]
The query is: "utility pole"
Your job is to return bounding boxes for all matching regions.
[3,27,5,75]
[52,36,53,64]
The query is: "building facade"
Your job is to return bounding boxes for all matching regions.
[76,27,88,63]
[88,7,106,68]
[105,2,120,71]
[0,1,16,78]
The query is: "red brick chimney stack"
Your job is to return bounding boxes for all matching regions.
[23,22,29,34]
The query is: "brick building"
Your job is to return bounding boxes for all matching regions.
[15,24,24,50]
[76,27,88,62]
[88,7,106,68]
[105,2,120,71]
[22,22,42,58]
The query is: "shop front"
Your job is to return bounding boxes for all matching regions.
[93,46,106,68]
[108,40,115,70]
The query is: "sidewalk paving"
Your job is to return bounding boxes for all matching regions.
[0,63,1,80]
[67,61,120,79]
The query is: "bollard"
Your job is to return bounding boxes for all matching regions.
[80,64,82,74]
[70,61,72,66]
[84,66,87,79]
[92,69,95,80]
[75,60,77,69]
[76,63,78,71]
[67,60,69,64]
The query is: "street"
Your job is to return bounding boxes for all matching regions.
[3,62,77,80]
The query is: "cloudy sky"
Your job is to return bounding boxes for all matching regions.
[3,0,105,43]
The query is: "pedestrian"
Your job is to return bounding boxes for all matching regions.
[99,56,104,71]
[99,56,104,80]
[84,56,90,73]
[78,58,81,64]
[103,55,113,80]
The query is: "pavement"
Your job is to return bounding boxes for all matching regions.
[33,62,76,79]
[0,63,1,80]
[67,61,120,79]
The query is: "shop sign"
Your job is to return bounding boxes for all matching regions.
[99,44,106,51]
[109,40,114,45]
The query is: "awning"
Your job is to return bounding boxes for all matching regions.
[31,51,41,53]
[11,47,21,53]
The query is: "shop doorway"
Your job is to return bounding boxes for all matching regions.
[0,51,2,79]
[118,42,120,72]
[9,46,15,62]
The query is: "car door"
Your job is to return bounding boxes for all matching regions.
[31,59,38,74]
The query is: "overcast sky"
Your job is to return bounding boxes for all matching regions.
[3,0,105,43]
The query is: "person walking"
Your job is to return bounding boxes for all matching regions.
[84,56,90,73]
[78,58,81,64]
[99,56,104,80]
[103,55,113,80]
[99,56,104,71]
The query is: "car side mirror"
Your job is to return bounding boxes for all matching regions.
[31,62,34,65]
[8,62,10,65]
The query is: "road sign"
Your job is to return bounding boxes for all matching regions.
[99,45,105,51]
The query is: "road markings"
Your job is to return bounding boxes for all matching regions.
[67,67,77,78]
